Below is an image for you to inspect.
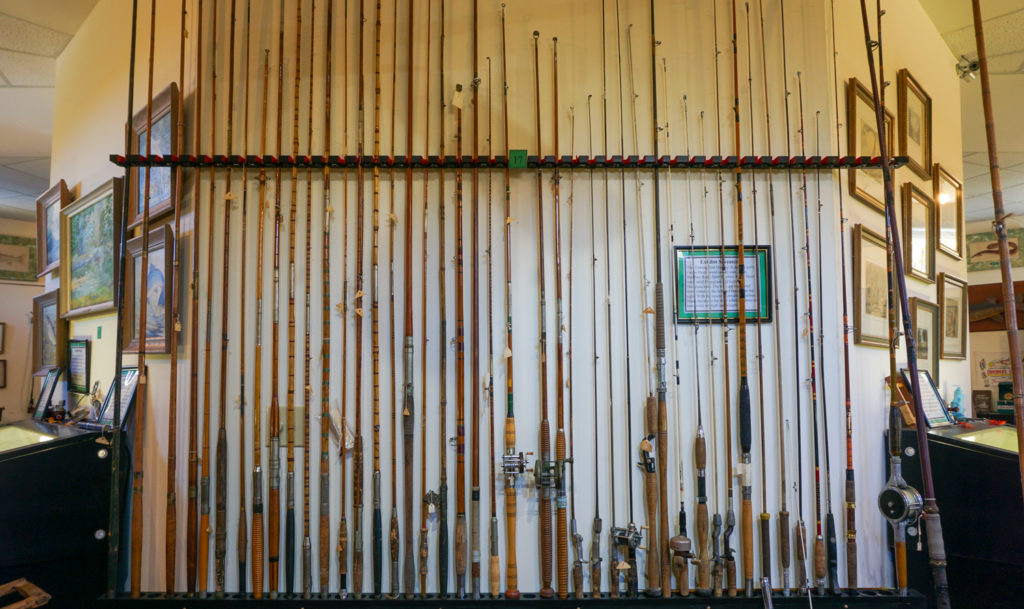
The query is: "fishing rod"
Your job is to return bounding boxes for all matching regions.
[585,93,603,600]
[129,0,156,596]
[401,0,416,598]
[860,2,949,605]
[337,0,351,597]
[417,0,432,598]
[756,0,789,594]
[485,55,500,600]
[387,0,400,595]
[532,30,555,601]
[566,104,585,600]
[435,1,450,594]
[237,2,252,589]
[470,1,482,599]
[165,2,187,591]
[252,46,270,600]
[454,77,468,600]
[318,0,334,598]
[741,2,769,594]
[351,0,367,596]
[370,0,384,596]
[185,0,203,594]
[498,5,524,599]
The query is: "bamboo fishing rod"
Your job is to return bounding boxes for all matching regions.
[756,0,790,594]
[129,0,156,596]
[566,104,584,600]
[417,0,432,598]
[584,93,603,600]
[454,77,468,600]
[352,0,367,596]
[401,0,416,598]
[301,1,317,597]
[550,35,570,601]
[436,1,450,593]
[165,2,187,591]
[370,0,384,596]
[531,30,555,601]
[338,0,351,597]
[186,0,203,595]
[498,6,523,598]
[268,0,286,597]
[252,46,270,600]
[387,0,400,595]
[485,55,500,600]
[237,1,253,589]
[469,1,482,600]
[318,0,334,598]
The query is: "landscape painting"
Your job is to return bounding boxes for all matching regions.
[61,178,122,318]
[0,234,39,283]
[35,179,69,276]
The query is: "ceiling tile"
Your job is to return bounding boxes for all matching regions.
[0,1,98,37]
[0,163,47,196]
[0,201,37,222]
[0,49,54,86]
[4,156,49,180]
[0,13,71,57]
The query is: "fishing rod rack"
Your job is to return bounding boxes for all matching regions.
[111,153,908,171]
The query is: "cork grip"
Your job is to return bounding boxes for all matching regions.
[609,548,620,598]
[539,421,553,598]
[199,513,210,593]
[418,528,428,595]
[657,397,670,597]
[320,512,330,594]
[726,558,736,596]
[846,537,857,591]
[338,518,348,588]
[505,476,519,598]
[742,499,753,584]
[556,432,568,598]
[846,475,857,589]
[644,397,661,595]
[454,517,467,583]
[814,536,826,585]
[894,540,907,591]
[778,510,790,573]
[267,489,279,592]
[695,504,710,593]
[491,554,501,596]
[572,560,583,598]
[673,551,690,596]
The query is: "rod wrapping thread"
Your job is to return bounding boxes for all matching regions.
[846,472,857,587]
[539,419,553,597]
[557,430,569,596]
[655,285,666,350]
[759,515,770,586]
[826,512,839,594]
[778,510,790,580]
[590,516,602,597]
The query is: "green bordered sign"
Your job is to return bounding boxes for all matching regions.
[675,245,772,323]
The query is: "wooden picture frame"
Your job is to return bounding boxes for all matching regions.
[67,337,91,394]
[852,224,899,347]
[0,360,6,389]
[60,177,123,319]
[938,273,967,360]
[847,77,896,213]
[898,68,932,180]
[35,179,71,276]
[128,82,179,228]
[0,321,5,354]
[32,289,66,376]
[910,297,940,384]
[902,182,935,283]
[123,224,174,353]
[0,233,41,284]
[933,164,963,260]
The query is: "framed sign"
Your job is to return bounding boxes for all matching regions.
[852,224,899,347]
[128,83,179,228]
[910,297,940,383]
[60,178,123,319]
[938,273,967,360]
[35,179,71,276]
[32,368,62,420]
[98,366,142,428]
[902,183,935,283]
[68,337,91,394]
[933,165,963,260]
[898,68,933,180]
[123,224,174,353]
[32,289,66,376]
[847,77,896,213]
[674,246,772,323]
[900,368,952,428]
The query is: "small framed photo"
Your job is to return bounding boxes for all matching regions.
[938,273,967,360]
[35,180,71,277]
[853,224,899,347]
[60,178,123,319]
[933,164,963,260]
[0,360,6,389]
[97,366,142,428]
[903,182,935,283]
[847,77,896,213]
[128,83,179,228]
[910,297,940,384]
[898,68,932,180]
[33,368,63,420]
[123,224,174,353]
[32,289,66,376]
[972,389,993,413]
[68,337,92,394]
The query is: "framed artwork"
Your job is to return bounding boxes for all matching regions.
[853,224,899,347]
[60,177,123,318]
[902,182,935,283]
[847,77,896,213]
[898,68,932,180]
[97,366,141,428]
[910,297,940,384]
[674,246,773,323]
[35,179,71,276]
[68,337,91,394]
[128,82,178,228]
[0,233,41,284]
[972,390,993,413]
[966,227,1024,272]
[933,165,963,260]
[32,289,66,376]
[0,360,5,389]
[32,368,62,420]
[938,273,967,360]
[0,321,5,354]
[123,224,173,353]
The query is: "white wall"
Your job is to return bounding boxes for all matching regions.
[50,0,967,595]
[0,218,45,424]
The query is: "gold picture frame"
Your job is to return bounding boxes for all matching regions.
[127,82,179,229]
[32,288,66,376]
[933,164,963,260]
[902,182,935,284]
[123,224,174,354]
[938,273,967,360]
[60,178,123,319]
[853,224,899,347]
[910,297,940,384]
[35,180,71,277]
[847,77,895,213]
[898,68,932,180]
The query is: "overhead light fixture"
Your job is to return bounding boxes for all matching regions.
[956,55,979,81]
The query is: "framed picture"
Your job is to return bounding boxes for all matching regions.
[966,227,1024,272]
[123,224,173,353]
[0,360,5,389]
[853,224,899,347]
[938,273,967,360]
[898,68,932,180]
[128,83,178,228]
[902,182,935,283]
[674,245,773,323]
[972,389,993,413]
[68,337,91,394]
[0,321,5,354]
[97,366,141,428]
[933,165,963,260]
[0,233,41,284]
[35,180,71,276]
[847,77,896,213]
[32,368,62,420]
[910,297,940,383]
[32,289,66,376]
[60,177,123,318]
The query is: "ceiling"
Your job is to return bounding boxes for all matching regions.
[0,1,96,222]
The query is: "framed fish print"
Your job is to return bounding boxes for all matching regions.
[910,297,940,384]
[853,224,899,347]
[128,82,178,228]
[898,68,932,180]
[938,273,967,360]
[902,182,935,284]
[32,288,66,376]
[123,224,173,353]
[35,179,71,276]
[0,233,40,284]
[933,164,963,260]
[847,77,895,213]
[60,177,123,319]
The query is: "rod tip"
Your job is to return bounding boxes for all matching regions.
[533,30,540,39]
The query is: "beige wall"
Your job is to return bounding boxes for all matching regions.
[0,218,45,424]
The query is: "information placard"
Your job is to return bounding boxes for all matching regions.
[675,246,772,323]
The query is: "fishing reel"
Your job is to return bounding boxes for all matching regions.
[502,450,530,486]
[534,457,558,492]
[611,523,642,552]
[878,465,923,527]
[637,435,656,474]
